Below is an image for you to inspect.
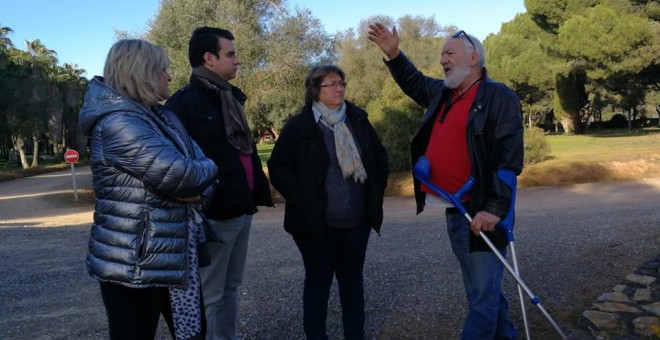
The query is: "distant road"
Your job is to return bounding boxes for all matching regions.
[0,165,92,227]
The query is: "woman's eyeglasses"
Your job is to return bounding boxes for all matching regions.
[320,81,347,89]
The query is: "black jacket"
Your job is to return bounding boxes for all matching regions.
[267,101,389,240]
[385,52,524,250]
[166,75,273,220]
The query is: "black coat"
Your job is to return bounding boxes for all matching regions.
[267,101,389,240]
[166,75,273,220]
[385,52,524,250]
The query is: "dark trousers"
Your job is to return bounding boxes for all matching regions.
[294,226,371,340]
[99,281,175,340]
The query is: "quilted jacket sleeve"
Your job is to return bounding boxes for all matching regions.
[96,112,218,199]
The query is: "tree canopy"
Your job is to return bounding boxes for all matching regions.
[1,0,658,170]
[0,26,87,169]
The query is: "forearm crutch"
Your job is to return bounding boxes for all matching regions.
[412,156,566,339]
[495,168,530,340]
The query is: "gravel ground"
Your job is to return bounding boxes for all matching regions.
[0,171,658,339]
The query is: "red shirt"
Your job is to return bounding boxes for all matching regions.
[239,153,254,192]
[421,82,480,198]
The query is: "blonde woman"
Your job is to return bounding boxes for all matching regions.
[79,39,218,339]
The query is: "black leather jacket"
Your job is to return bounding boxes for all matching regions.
[385,52,524,250]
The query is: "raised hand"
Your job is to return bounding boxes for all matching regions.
[367,22,400,60]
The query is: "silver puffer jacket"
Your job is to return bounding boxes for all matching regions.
[79,77,218,288]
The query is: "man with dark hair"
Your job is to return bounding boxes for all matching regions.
[166,26,273,340]
[368,23,523,339]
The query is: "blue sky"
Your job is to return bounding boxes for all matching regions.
[1,0,525,79]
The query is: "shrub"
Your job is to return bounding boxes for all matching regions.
[372,107,422,171]
[602,113,628,129]
[524,126,550,164]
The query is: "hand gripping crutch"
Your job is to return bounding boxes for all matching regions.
[412,156,567,339]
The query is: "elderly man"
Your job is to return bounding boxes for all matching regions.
[368,23,523,339]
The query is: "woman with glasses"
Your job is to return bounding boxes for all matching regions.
[268,65,389,340]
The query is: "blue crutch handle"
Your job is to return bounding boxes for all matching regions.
[413,157,517,238]
[412,156,474,215]
[496,169,517,242]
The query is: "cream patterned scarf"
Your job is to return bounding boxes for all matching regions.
[314,101,367,183]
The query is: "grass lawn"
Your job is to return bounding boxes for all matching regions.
[257,128,660,193]
[519,129,660,187]
[545,130,660,163]
[257,143,274,167]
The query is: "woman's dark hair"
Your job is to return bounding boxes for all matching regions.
[188,26,235,67]
[304,65,346,105]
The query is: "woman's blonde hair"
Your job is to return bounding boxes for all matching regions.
[103,39,170,106]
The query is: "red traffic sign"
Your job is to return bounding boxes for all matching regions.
[64,149,79,163]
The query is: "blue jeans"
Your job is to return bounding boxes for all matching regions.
[294,227,372,340]
[200,215,252,340]
[446,213,517,340]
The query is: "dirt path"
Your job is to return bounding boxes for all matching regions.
[2,165,659,227]
[0,166,93,227]
[0,167,659,339]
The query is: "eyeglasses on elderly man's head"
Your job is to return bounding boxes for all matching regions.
[320,81,347,89]
[452,30,476,50]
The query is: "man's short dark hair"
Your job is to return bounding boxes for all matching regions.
[188,27,235,67]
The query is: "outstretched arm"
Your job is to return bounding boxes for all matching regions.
[367,22,401,60]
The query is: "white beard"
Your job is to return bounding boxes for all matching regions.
[443,64,471,89]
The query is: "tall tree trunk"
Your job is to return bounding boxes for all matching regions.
[572,114,583,134]
[560,116,573,134]
[3,142,13,170]
[1,136,8,161]
[31,133,40,167]
[268,127,279,140]
[3,155,11,170]
[12,135,29,169]
[627,109,632,131]
[48,105,63,155]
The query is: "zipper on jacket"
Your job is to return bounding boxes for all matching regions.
[467,105,488,214]
[134,213,149,280]
[137,214,149,259]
